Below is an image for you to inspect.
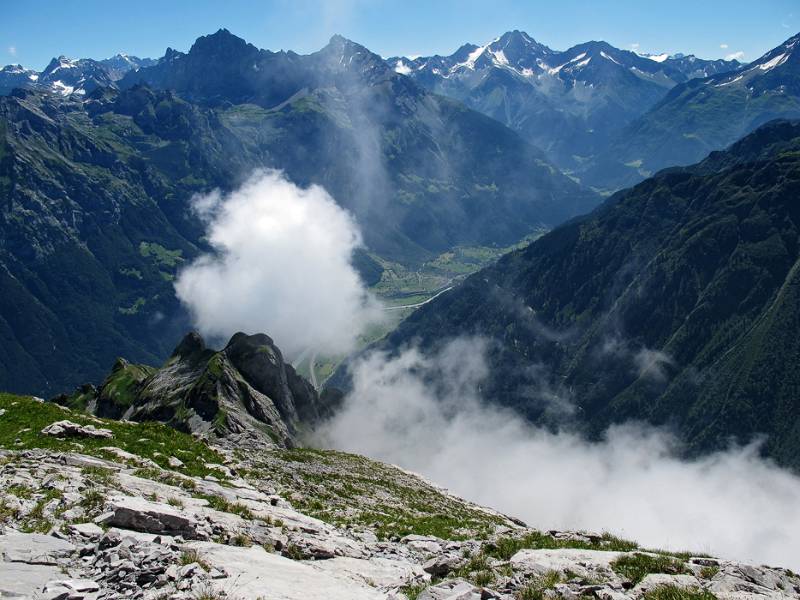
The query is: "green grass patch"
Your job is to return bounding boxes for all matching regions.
[119,297,147,315]
[139,241,184,267]
[261,447,505,541]
[486,531,638,560]
[699,565,720,580]
[132,467,199,491]
[611,553,688,585]
[642,586,717,600]
[516,570,564,600]
[400,583,428,600]
[0,394,224,479]
[98,361,155,409]
[193,492,253,520]
[82,466,117,486]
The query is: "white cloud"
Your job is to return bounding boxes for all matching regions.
[175,170,383,357]
[720,43,729,49]
[630,43,640,51]
[7,46,16,57]
[633,348,674,382]
[318,338,800,570]
[726,51,745,61]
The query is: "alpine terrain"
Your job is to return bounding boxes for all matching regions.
[359,119,800,470]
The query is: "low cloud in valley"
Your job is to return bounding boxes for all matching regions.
[317,338,800,570]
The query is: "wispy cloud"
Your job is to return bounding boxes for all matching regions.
[318,338,800,570]
[7,46,16,57]
[726,51,745,61]
[720,43,729,49]
[630,42,640,51]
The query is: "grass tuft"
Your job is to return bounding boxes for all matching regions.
[642,585,718,600]
[611,553,688,585]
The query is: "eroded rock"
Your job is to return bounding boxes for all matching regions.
[41,420,113,439]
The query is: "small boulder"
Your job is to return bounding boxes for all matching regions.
[419,579,483,600]
[41,420,113,439]
[98,496,206,539]
[423,555,464,577]
[68,522,104,540]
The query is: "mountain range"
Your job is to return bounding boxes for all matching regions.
[589,33,800,188]
[0,54,155,96]
[391,30,741,178]
[356,118,800,470]
[5,28,800,469]
[0,30,596,396]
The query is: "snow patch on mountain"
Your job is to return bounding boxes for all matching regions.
[600,51,621,65]
[644,53,670,63]
[394,60,412,75]
[491,49,509,66]
[758,52,789,72]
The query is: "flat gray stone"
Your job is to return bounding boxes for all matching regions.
[68,523,104,539]
[418,579,482,600]
[0,561,65,598]
[98,496,206,539]
[41,420,113,439]
[0,533,75,565]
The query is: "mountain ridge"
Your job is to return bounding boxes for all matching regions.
[389,30,741,172]
[587,32,800,188]
[347,118,800,470]
[0,30,598,397]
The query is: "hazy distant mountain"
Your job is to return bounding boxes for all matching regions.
[390,31,740,173]
[0,64,40,95]
[0,53,155,96]
[360,119,800,469]
[120,30,598,260]
[587,32,800,189]
[99,53,157,80]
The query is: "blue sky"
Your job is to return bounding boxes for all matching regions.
[3,0,798,70]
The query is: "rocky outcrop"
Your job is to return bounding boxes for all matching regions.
[3,393,798,600]
[40,420,113,439]
[52,331,327,448]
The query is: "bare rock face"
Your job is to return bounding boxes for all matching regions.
[52,331,328,448]
[40,420,113,439]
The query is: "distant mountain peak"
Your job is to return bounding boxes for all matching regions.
[323,33,373,58]
[188,28,257,59]
[317,33,390,78]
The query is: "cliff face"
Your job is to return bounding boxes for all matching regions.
[52,331,327,448]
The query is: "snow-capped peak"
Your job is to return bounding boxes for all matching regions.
[643,53,670,63]
[453,44,488,71]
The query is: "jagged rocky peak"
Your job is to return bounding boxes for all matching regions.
[317,33,390,75]
[172,330,208,359]
[52,331,327,449]
[188,27,259,60]
[487,30,552,65]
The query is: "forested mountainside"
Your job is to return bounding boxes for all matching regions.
[361,119,800,469]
